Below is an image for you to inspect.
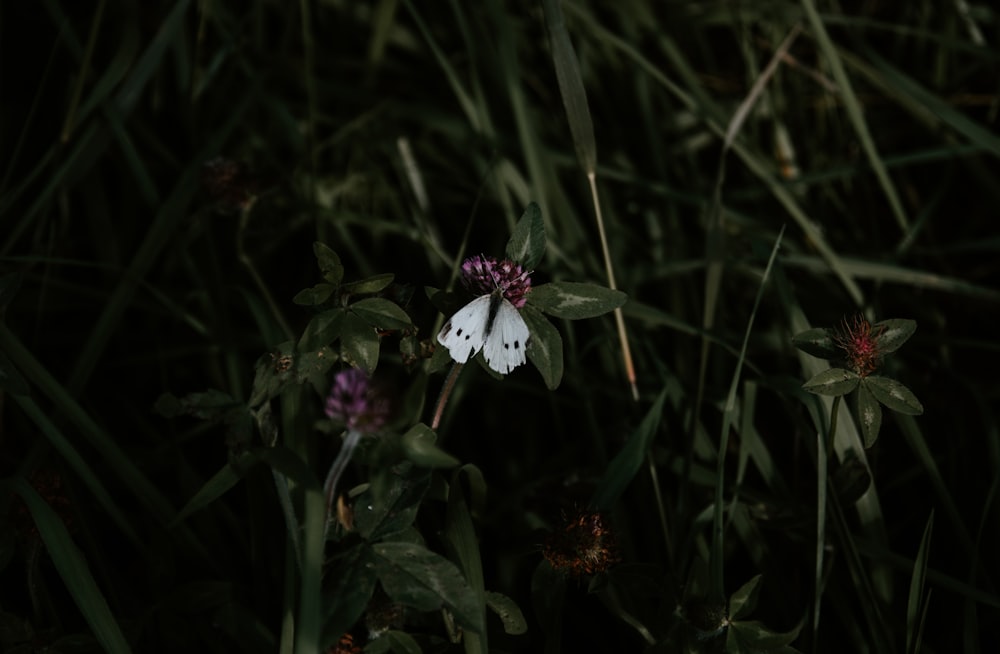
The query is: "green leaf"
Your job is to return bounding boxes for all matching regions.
[906,511,934,654]
[441,471,487,653]
[350,297,413,331]
[454,464,488,516]
[542,0,596,173]
[298,309,345,352]
[727,619,802,650]
[171,460,246,526]
[314,242,344,286]
[791,327,838,359]
[485,591,527,635]
[0,352,29,395]
[341,313,380,374]
[528,281,626,319]
[366,630,422,654]
[590,387,668,510]
[802,368,859,396]
[521,305,563,390]
[865,376,924,415]
[372,542,483,633]
[505,202,546,269]
[355,467,431,541]
[593,564,662,644]
[856,382,882,448]
[341,273,395,296]
[401,423,459,468]
[321,544,378,647]
[153,389,252,450]
[728,575,762,621]
[292,282,336,306]
[4,478,132,653]
[427,338,455,375]
[874,318,916,354]
[296,348,338,389]
[152,388,242,420]
[831,452,872,504]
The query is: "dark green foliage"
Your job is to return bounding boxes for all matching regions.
[1,2,997,653]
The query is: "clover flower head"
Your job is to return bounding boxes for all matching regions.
[325,368,389,433]
[326,633,362,654]
[542,509,620,577]
[834,314,884,378]
[201,157,258,212]
[460,255,532,308]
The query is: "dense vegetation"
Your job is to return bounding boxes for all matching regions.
[2,2,999,652]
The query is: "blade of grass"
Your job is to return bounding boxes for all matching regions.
[782,254,1000,302]
[698,21,799,437]
[812,396,835,647]
[541,0,595,174]
[442,467,489,654]
[850,537,1000,610]
[841,45,1000,162]
[542,0,637,400]
[490,0,551,226]
[399,0,481,133]
[59,0,109,141]
[710,226,784,601]
[448,0,497,146]
[590,387,668,511]
[895,414,979,571]
[800,0,910,234]
[67,87,255,395]
[4,477,132,654]
[568,10,865,307]
[826,483,895,651]
[11,394,141,547]
[0,323,176,524]
[906,511,934,654]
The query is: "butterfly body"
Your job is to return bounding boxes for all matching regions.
[438,288,530,374]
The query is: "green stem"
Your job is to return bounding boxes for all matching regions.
[812,394,840,649]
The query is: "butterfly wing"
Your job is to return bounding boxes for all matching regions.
[482,298,530,374]
[437,295,492,363]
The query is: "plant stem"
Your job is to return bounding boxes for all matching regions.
[431,362,464,431]
[323,429,364,539]
[813,394,841,649]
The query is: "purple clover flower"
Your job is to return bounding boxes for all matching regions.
[324,368,389,433]
[460,255,532,308]
[833,314,884,378]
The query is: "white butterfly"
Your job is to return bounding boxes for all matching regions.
[437,289,531,374]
